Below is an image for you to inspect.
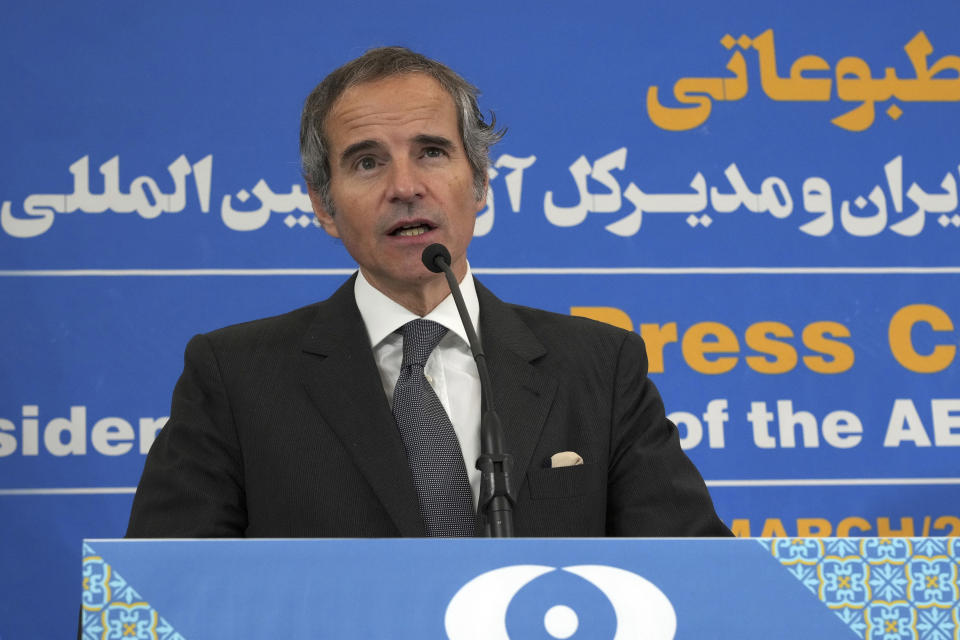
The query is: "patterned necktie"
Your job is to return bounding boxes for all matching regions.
[392,319,475,536]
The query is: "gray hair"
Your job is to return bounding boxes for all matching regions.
[300,47,504,213]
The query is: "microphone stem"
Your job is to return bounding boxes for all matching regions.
[436,259,515,537]
[438,266,494,416]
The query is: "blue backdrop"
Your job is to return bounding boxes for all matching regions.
[1,1,958,637]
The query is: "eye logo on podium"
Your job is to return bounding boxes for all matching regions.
[444,564,677,639]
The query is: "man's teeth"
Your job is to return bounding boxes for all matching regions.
[395,225,429,237]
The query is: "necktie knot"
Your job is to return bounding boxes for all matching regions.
[400,319,448,368]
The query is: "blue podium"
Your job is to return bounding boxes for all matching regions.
[81,537,960,639]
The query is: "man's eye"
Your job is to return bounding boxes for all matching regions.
[357,157,377,171]
[423,147,447,158]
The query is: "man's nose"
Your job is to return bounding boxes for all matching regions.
[386,159,424,203]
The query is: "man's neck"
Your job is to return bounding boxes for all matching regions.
[359,266,467,317]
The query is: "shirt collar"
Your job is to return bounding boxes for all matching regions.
[354,264,480,349]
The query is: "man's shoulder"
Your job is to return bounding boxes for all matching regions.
[485,297,651,389]
[196,276,357,354]
[475,279,637,353]
[504,301,618,331]
[495,297,638,355]
[203,302,320,344]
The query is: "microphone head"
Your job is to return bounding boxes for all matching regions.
[421,243,451,273]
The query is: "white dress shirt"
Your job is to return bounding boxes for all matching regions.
[354,267,482,506]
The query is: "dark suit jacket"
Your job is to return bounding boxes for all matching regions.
[127,276,729,537]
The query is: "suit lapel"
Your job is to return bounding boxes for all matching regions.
[476,281,558,500]
[299,276,425,536]
[296,276,556,536]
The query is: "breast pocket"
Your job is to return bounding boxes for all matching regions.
[526,463,604,500]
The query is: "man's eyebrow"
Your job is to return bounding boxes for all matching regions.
[414,134,455,150]
[339,139,382,167]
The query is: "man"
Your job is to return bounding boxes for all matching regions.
[127,47,730,538]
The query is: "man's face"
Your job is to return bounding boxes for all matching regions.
[311,73,486,297]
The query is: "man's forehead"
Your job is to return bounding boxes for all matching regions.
[324,73,459,145]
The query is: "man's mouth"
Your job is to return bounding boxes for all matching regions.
[389,222,435,237]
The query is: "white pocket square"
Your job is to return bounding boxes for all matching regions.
[550,451,584,468]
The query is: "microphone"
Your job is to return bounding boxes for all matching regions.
[421,244,515,537]
[421,243,450,274]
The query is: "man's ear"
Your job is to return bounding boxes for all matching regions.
[475,173,489,213]
[307,183,340,239]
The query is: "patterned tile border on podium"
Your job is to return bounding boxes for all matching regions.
[764,537,960,640]
[82,542,185,640]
